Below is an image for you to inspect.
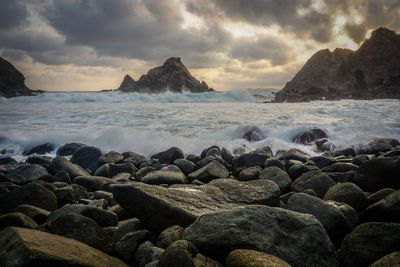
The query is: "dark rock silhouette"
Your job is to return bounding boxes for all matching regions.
[0,57,36,98]
[275,27,400,102]
[117,57,214,93]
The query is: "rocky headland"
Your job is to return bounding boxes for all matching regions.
[1,128,400,266]
[117,57,214,93]
[275,27,400,102]
[0,57,38,98]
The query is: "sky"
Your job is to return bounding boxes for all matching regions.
[0,0,399,91]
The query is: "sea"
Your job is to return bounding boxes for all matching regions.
[1,89,399,161]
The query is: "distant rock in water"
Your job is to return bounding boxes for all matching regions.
[117,57,215,93]
[0,57,36,98]
[275,27,400,102]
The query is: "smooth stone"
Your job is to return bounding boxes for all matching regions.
[56,142,87,156]
[3,163,52,184]
[241,126,265,142]
[221,148,234,165]
[323,182,367,211]
[52,171,71,184]
[322,162,358,172]
[112,218,143,241]
[0,156,17,164]
[188,161,229,183]
[24,143,54,155]
[123,152,149,168]
[114,230,151,261]
[259,166,291,193]
[54,184,89,206]
[186,154,201,164]
[367,188,396,206]
[142,169,186,185]
[151,147,184,165]
[13,204,50,225]
[351,154,370,166]
[94,163,137,178]
[201,146,220,158]
[232,153,269,173]
[311,155,336,169]
[79,198,109,209]
[326,200,359,230]
[134,241,165,267]
[238,166,261,181]
[340,222,400,267]
[158,240,222,267]
[279,149,310,163]
[293,128,328,144]
[183,205,338,266]
[226,249,291,267]
[287,164,319,180]
[135,166,156,181]
[173,158,196,175]
[48,213,113,253]
[291,170,336,198]
[73,175,115,192]
[250,146,273,156]
[98,151,123,165]
[359,189,400,223]
[0,212,38,230]
[70,146,103,174]
[370,251,400,267]
[156,225,184,249]
[0,183,57,214]
[25,155,53,166]
[327,171,355,183]
[195,155,226,169]
[0,226,127,266]
[49,156,90,178]
[264,158,285,170]
[354,156,400,192]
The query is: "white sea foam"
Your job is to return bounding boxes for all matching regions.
[0,93,399,161]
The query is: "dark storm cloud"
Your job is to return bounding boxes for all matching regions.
[0,1,29,30]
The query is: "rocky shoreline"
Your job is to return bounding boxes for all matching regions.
[1,130,400,266]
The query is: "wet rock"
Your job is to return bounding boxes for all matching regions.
[241,126,266,142]
[157,225,184,249]
[238,166,261,181]
[221,148,234,165]
[25,155,53,166]
[173,158,196,175]
[188,161,229,183]
[0,156,17,164]
[367,188,396,206]
[323,182,367,211]
[287,163,319,180]
[250,146,274,157]
[73,175,115,192]
[112,218,143,241]
[279,149,310,163]
[48,213,113,253]
[183,205,338,266]
[111,179,279,234]
[70,146,103,173]
[114,230,151,261]
[94,162,137,178]
[200,146,220,159]
[24,143,55,155]
[0,226,127,266]
[0,183,57,214]
[326,200,359,230]
[134,241,165,267]
[151,147,184,164]
[49,156,90,178]
[142,169,186,185]
[14,204,50,225]
[123,152,149,167]
[226,249,291,267]
[351,154,370,166]
[335,147,356,157]
[291,170,336,198]
[293,128,328,144]
[327,171,355,183]
[186,154,201,164]
[47,204,118,227]
[94,190,115,205]
[383,149,400,157]
[322,162,358,172]
[98,151,123,165]
[56,142,87,156]
[359,190,400,223]
[0,212,38,230]
[232,153,269,173]
[54,184,89,206]
[370,251,400,267]
[264,158,285,170]
[259,166,291,193]
[135,166,156,181]
[158,240,222,267]
[3,163,52,184]
[287,193,351,247]
[354,156,400,192]
[357,139,394,155]
[52,171,71,184]
[340,222,400,267]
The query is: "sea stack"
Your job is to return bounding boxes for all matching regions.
[0,57,36,98]
[117,57,214,93]
[274,27,400,102]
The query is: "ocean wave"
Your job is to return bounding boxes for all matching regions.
[0,89,257,103]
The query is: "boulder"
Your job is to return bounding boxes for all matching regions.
[370,251,400,267]
[310,156,336,169]
[49,156,90,178]
[54,184,89,206]
[98,151,123,165]
[259,166,291,193]
[151,147,184,164]
[0,212,38,230]
[241,126,266,142]
[279,149,310,162]
[287,163,319,180]
[264,158,285,170]
[173,158,196,175]
[0,183,57,214]
[293,129,328,144]
[357,139,394,155]
[188,161,229,183]
[94,163,137,178]
[25,155,53,166]
[135,166,156,181]
[52,171,71,184]
[157,225,185,249]
[2,163,52,184]
[48,213,113,253]
[142,169,186,185]
[158,240,222,267]
[221,148,234,165]
[367,188,396,206]
[123,152,149,168]
[73,175,115,192]
[359,189,400,223]
[354,157,400,192]
[322,162,358,172]
[232,153,269,173]
[70,146,103,173]
[111,179,279,234]
[24,143,55,155]
[238,166,261,181]
[0,156,17,164]
[340,222,400,267]
[226,249,291,267]
[326,200,359,230]
[133,241,165,267]
[287,193,351,247]
[291,170,336,198]
[56,142,87,156]
[183,205,338,266]
[111,218,143,240]
[13,204,50,225]
[0,56,35,97]
[323,182,367,211]
[0,227,127,266]
[114,230,151,261]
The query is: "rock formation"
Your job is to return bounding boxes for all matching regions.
[275,27,400,102]
[0,57,36,98]
[117,57,214,93]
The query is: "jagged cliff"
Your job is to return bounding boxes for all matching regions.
[0,57,35,98]
[275,27,400,102]
[117,57,214,93]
